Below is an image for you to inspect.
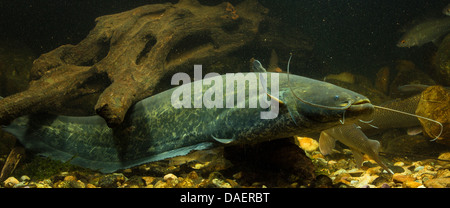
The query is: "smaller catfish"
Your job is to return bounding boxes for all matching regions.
[319,123,394,174]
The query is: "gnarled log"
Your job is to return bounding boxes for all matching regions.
[0,0,268,127]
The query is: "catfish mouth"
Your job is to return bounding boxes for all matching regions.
[346,99,374,116]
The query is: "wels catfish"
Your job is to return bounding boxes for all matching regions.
[2,63,373,173]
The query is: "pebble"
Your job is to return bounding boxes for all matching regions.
[414,166,424,172]
[393,174,415,183]
[64,175,77,182]
[394,162,404,166]
[163,173,178,182]
[404,181,422,188]
[142,176,155,186]
[3,177,19,188]
[296,136,319,152]
[20,175,31,182]
[424,178,450,188]
[438,152,450,160]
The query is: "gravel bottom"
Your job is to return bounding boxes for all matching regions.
[2,137,450,188]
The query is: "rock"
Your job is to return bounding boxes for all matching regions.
[311,175,333,188]
[163,173,177,182]
[392,173,415,183]
[424,178,450,188]
[3,176,19,188]
[394,162,404,167]
[404,181,422,188]
[416,86,450,145]
[295,136,319,152]
[389,60,435,97]
[432,33,450,85]
[20,175,31,182]
[224,138,316,187]
[163,173,179,186]
[142,176,155,186]
[375,66,390,94]
[96,173,127,188]
[53,180,86,188]
[64,175,77,182]
[211,178,232,188]
[438,152,450,160]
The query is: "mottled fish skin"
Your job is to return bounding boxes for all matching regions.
[319,124,394,174]
[3,73,373,173]
[397,17,450,47]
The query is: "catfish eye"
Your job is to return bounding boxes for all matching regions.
[334,95,339,101]
[401,40,406,44]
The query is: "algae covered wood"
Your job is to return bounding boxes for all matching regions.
[0,0,268,127]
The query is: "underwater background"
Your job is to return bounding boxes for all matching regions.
[0,0,449,188]
[1,0,447,78]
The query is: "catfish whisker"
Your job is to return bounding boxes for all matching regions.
[373,105,443,141]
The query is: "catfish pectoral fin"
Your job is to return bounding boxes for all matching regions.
[319,131,336,155]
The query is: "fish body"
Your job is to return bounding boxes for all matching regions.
[443,3,450,16]
[3,72,373,173]
[397,17,450,47]
[318,94,425,174]
[319,123,393,174]
[359,94,421,132]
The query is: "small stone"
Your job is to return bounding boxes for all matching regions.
[20,175,31,182]
[296,136,319,152]
[163,173,177,182]
[438,152,450,161]
[212,178,231,188]
[233,172,242,179]
[186,171,199,180]
[142,176,155,186]
[390,165,405,173]
[380,183,390,188]
[86,183,97,188]
[393,174,415,183]
[3,177,19,188]
[154,180,169,188]
[97,173,127,188]
[192,163,206,170]
[405,181,422,188]
[366,167,382,175]
[64,175,77,182]
[424,178,450,188]
[414,166,424,172]
[394,162,404,166]
[163,173,178,186]
[122,168,133,173]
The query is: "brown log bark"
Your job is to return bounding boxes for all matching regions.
[0,0,268,127]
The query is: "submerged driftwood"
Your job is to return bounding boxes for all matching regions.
[0,0,269,127]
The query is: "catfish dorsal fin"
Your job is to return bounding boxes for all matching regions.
[253,59,285,105]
